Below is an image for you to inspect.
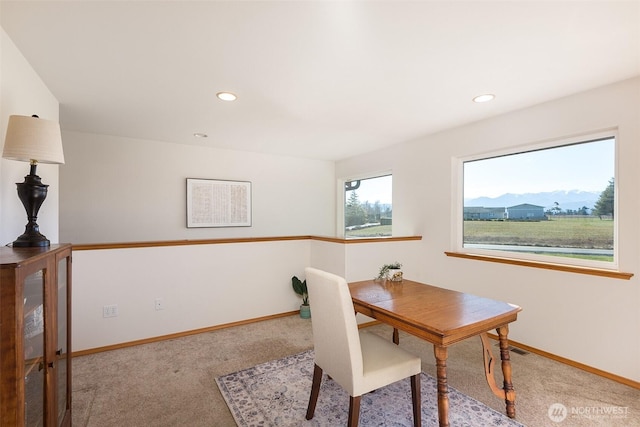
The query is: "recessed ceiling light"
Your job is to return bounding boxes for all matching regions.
[473,94,495,103]
[193,133,208,138]
[216,92,237,102]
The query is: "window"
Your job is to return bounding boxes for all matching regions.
[459,133,616,268]
[344,174,392,238]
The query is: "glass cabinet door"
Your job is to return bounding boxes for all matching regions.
[56,257,70,425]
[23,269,45,426]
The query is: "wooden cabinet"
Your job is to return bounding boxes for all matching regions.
[1,244,72,427]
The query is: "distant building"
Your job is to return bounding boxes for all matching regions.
[463,207,507,220]
[463,203,545,220]
[505,203,545,220]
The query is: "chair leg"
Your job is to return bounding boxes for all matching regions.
[411,374,421,427]
[306,364,323,420]
[348,395,361,427]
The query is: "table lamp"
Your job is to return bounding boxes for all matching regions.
[2,114,65,247]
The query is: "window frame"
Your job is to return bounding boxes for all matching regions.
[340,171,393,239]
[453,129,619,271]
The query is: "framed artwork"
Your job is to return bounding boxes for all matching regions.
[186,178,252,228]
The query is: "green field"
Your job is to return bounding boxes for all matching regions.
[346,225,392,238]
[464,217,613,249]
[346,218,614,261]
[465,217,614,262]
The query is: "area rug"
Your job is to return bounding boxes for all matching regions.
[216,349,526,426]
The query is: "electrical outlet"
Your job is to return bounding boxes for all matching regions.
[155,298,164,311]
[103,304,118,318]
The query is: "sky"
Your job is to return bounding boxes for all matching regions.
[463,138,615,199]
[346,174,392,205]
[344,138,614,205]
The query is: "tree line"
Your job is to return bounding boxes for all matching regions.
[546,178,614,218]
[345,191,392,227]
[593,178,614,218]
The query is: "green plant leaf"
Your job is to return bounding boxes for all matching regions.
[292,275,309,305]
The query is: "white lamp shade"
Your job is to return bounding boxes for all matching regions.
[2,115,65,164]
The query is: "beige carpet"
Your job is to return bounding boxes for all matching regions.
[72,315,640,426]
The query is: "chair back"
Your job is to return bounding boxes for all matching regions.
[305,267,363,395]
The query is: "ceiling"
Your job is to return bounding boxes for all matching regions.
[1,1,639,161]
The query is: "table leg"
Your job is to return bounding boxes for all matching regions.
[497,325,516,418]
[433,345,450,427]
[392,328,399,345]
[480,333,503,397]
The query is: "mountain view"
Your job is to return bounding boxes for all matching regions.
[464,190,601,213]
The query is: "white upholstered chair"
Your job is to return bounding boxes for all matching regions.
[304,267,422,427]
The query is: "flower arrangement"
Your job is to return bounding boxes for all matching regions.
[376,262,403,281]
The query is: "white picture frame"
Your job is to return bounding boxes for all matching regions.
[186,178,252,228]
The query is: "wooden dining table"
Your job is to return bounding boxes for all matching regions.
[348,278,522,427]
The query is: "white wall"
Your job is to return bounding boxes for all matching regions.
[343,240,423,283]
[60,131,335,243]
[72,237,423,351]
[0,28,60,246]
[336,77,640,382]
[72,240,311,350]
[309,237,424,324]
[309,238,424,283]
[310,239,346,276]
[59,127,335,351]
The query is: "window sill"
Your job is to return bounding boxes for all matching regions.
[444,251,633,280]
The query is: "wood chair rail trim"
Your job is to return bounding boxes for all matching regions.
[72,235,422,251]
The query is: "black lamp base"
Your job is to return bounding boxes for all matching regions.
[12,231,50,247]
[13,163,50,247]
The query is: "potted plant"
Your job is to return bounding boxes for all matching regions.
[376,262,403,282]
[291,275,311,318]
